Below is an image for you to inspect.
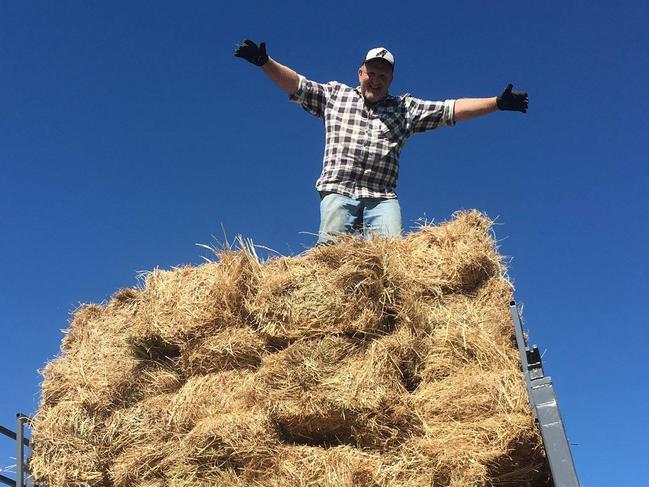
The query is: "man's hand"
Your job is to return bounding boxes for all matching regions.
[234,39,269,66]
[497,84,528,113]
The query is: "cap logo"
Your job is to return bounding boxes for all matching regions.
[364,47,394,68]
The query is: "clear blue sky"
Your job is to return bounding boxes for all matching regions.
[1,1,647,485]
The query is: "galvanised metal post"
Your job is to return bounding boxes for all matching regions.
[14,414,34,487]
[16,414,24,487]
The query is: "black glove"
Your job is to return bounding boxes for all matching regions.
[234,39,269,66]
[496,84,528,113]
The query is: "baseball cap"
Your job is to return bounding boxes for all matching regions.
[364,47,395,68]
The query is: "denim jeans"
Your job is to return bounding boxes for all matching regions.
[318,192,402,244]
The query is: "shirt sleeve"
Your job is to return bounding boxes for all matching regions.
[404,96,456,133]
[289,75,335,119]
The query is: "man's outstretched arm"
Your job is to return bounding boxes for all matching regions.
[454,84,528,122]
[235,39,300,96]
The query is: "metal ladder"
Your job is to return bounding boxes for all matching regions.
[510,301,581,487]
[0,414,36,487]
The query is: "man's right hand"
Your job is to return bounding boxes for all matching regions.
[234,39,269,66]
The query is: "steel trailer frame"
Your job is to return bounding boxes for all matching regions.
[510,300,581,487]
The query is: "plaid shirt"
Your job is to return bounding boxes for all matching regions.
[290,75,456,198]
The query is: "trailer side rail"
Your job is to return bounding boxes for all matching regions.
[510,301,580,487]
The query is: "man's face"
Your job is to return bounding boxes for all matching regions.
[358,59,393,104]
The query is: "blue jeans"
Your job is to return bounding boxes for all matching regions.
[318,192,402,244]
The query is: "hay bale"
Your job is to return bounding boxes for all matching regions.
[40,302,144,413]
[31,211,549,486]
[29,401,110,486]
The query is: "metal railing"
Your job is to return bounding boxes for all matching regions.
[0,414,36,487]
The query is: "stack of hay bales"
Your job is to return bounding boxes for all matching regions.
[31,211,549,486]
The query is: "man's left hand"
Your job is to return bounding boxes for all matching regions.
[497,84,528,113]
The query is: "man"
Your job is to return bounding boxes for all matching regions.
[234,39,528,244]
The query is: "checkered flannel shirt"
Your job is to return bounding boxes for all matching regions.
[290,75,456,199]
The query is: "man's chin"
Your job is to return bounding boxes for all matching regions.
[363,92,385,104]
